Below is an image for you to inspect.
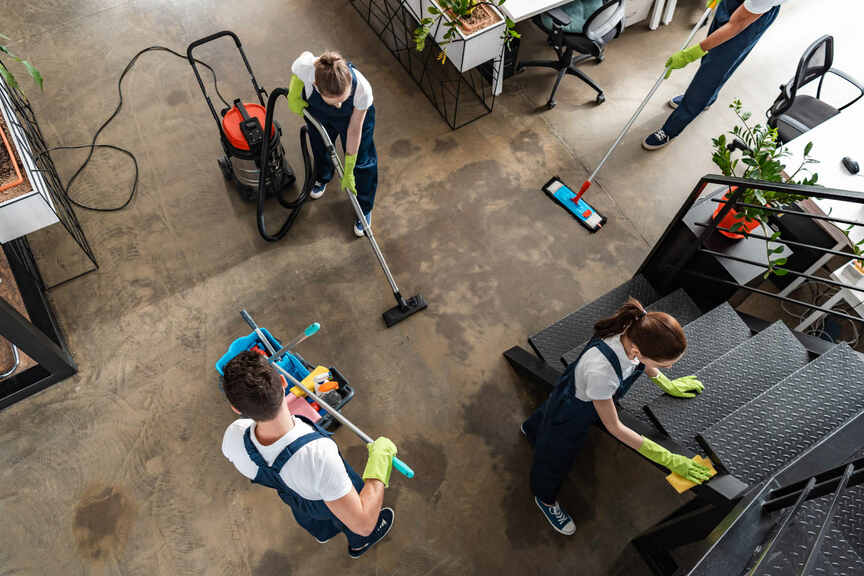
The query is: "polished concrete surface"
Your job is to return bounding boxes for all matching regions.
[0,1,859,574]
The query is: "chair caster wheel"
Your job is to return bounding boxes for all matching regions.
[546,101,557,110]
[595,93,606,104]
[515,66,525,75]
[596,54,604,64]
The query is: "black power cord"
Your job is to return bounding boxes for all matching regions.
[37,46,229,212]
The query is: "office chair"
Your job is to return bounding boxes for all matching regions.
[767,35,864,143]
[516,0,624,109]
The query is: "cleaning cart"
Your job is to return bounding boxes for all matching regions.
[216,326,354,431]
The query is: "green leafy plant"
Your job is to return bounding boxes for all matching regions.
[711,99,819,278]
[414,0,519,63]
[841,225,864,274]
[0,34,43,91]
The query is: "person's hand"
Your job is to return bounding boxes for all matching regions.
[362,437,397,487]
[638,437,713,484]
[287,74,308,117]
[651,372,704,398]
[664,44,708,78]
[341,154,358,195]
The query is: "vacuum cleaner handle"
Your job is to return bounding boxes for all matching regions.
[240,310,416,479]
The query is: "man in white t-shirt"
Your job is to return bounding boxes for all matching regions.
[221,350,397,558]
[643,0,786,150]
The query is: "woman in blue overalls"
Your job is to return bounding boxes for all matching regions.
[288,51,377,237]
[522,298,713,535]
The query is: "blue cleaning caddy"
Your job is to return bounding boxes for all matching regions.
[216,328,354,431]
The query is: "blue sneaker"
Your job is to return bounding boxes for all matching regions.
[353,212,372,237]
[668,95,710,111]
[348,507,394,558]
[535,497,576,535]
[310,181,327,199]
[642,129,672,151]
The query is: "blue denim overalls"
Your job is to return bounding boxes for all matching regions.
[242,415,367,547]
[523,339,645,503]
[661,0,780,138]
[305,64,378,216]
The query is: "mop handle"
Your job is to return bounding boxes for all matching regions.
[240,310,416,479]
[579,4,717,199]
[269,322,320,364]
[301,110,403,297]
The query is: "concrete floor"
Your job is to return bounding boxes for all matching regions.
[0,1,860,574]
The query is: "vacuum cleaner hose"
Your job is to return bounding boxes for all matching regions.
[256,88,314,242]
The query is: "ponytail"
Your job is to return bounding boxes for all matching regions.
[593,297,686,362]
[314,51,351,97]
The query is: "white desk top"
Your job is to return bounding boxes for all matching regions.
[783,102,864,244]
[498,0,574,22]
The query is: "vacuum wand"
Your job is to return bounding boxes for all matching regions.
[240,309,415,479]
[577,1,718,201]
[269,322,320,364]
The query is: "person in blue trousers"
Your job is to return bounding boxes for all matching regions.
[522,299,713,535]
[221,350,397,558]
[643,0,785,150]
[287,51,378,237]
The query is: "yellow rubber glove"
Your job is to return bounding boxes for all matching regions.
[664,44,708,78]
[287,74,308,117]
[362,437,397,487]
[342,153,357,195]
[638,437,713,484]
[651,371,704,398]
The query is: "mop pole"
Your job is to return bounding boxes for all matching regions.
[575,1,718,203]
[240,310,416,479]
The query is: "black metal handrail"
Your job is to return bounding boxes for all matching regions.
[798,463,855,575]
[639,174,864,327]
[764,454,864,512]
[749,477,817,576]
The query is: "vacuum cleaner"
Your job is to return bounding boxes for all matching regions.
[187,31,311,241]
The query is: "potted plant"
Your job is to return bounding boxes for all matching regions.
[412,0,519,72]
[710,99,819,277]
[0,36,40,198]
[0,34,43,91]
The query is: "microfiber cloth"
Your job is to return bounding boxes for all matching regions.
[666,456,717,493]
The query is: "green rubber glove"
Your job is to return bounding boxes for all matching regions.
[287,74,308,117]
[652,371,704,398]
[342,153,357,195]
[664,44,708,78]
[706,0,719,8]
[639,437,713,484]
[362,437,397,487]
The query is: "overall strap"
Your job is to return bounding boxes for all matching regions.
[271,431,326,471]
[591,340,624,383]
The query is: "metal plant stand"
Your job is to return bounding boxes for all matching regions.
[350,0,500,129]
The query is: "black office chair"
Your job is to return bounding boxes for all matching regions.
[516,0,624,109]
[767,35,864,143]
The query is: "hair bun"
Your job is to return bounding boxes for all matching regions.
[318,52,343,67]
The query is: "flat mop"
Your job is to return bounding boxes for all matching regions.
[241,310,415,479]
[302,111,427,328]
[552,0,719,232]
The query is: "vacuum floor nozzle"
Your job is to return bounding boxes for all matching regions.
[383,294,428,328]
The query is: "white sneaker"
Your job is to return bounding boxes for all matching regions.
[353,213,371,237]
[309,181,327,200]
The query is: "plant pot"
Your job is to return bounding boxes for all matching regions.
[853,259,864,276]
[712,187,761,240]
[0,117,24,195]
[421,0,505,72]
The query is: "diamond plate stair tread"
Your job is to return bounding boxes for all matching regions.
[698,343,864,486]
[617,302,752,430]
[758,488,864,576]
[559,288,702,367]
[528,274,659,365]
[645,322,809,452]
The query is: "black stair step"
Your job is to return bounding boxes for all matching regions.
[698,343,864,486]
[644,322,809,452]
[559,288,702,367]
[528,274,659,366]
[617,302,751,431]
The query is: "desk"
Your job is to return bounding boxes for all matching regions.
[780,103,864,328]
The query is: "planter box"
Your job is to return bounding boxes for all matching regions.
[403,0,423,20]
[0,81,58,244]
[420,0,506,72]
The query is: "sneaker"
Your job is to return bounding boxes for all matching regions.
[309,181,327,200]
[642,129,672,151]
[668,95,710,111]
[535,497,576,535]
[520,423,527,437]
[315,533,337,544]
[353,213,372,237]
[348,507,394,558]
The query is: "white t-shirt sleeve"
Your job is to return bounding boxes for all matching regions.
[291,51,317,99]
[351,69,374,110]
[581,370,619,400]
[284,438,354,502]
[221,419,259,480]
[743,0,783,14]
